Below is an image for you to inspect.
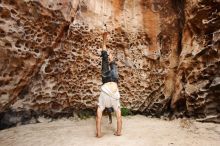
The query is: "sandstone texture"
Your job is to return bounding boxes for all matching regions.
[0,0,219,128]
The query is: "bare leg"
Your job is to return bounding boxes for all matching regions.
[102,32,108,51]
[96,107,103,138]
[114,109,122,136]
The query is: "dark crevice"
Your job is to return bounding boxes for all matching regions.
[172,0,185,55]
[167,0,186,118]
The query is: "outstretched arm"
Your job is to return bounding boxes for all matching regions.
[96,107,103,138]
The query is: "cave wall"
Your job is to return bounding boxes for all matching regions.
[0,0,219,123]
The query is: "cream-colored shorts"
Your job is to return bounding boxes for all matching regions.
[98,82,121,112]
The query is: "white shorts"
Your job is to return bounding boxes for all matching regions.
[98,82,121,112]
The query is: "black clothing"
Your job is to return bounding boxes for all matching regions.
[101,51,118,84]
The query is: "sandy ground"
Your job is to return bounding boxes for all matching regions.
[0,115,220,146]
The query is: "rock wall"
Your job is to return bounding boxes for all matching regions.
[0,0,220,127]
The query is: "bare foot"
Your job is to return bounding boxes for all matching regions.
[109,53,113,62]
[114,132,122,136]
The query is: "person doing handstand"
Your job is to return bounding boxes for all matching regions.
[96,32,122,138]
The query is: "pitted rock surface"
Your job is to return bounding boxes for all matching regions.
[0,0,220,126]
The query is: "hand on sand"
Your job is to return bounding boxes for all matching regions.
[114,131,121,136]
[96,133,102,138]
